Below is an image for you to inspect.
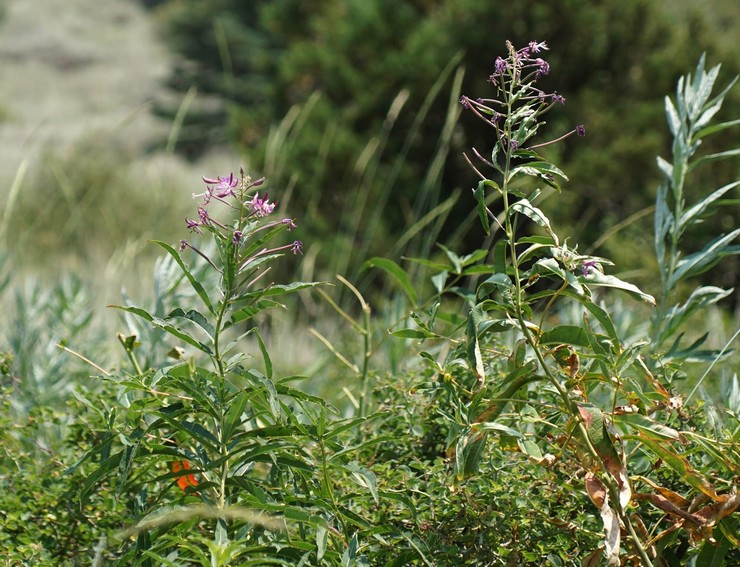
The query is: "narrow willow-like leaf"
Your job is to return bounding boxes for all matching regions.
[696,116,740,138]
[391,328,440,340]
[114,306,213,354]
[560,289,620,346]
[583,272,655,305]
[466,304,486,385]
[362,257,418,306]
[347,463,379,504]
[668,228,740,288]
[633,435,725,502]
[167,308,215,341]
[511,198,557,241]
[152,240,215,315]
[614,413,682,441]
[474,179,491,234]
[254,329,273,380]
[664,96,681,136]
[539,325,592,348]
[260,281,324,296]
[678,180,740,229]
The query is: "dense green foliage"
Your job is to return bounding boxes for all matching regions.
[144,0,739,286]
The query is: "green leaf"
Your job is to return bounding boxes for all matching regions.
[517,437,543,461]
[655,286,733,346]
[152,240,215,315]
[455,434,487,480]
[511,198,557,241]
[696,117,740,139]
[252,328,273,380]
[690,148,740,170]
[679,181,740,229]
[227,300,283,328]
[560,289,620,345]
[583,272,655,305]
[668,229,740,288]
[466,304,486,385]
[80,450,123,505]
[533,257,585,295]
[347,463,379,504]
[113,306,213,354]
[437,243,463,274]
[614,413,682,441]
[391,328,440,339]
[476,273,513,301]
[362,257,417,306]
[474,179,491,235]
[223,390,250,441]
[633,435,724,501]
[539,325,592,348]
[316,525,328,561]
[167,308,215,340]
[517,160,568,180]
[260,281,323,297]
[476,422,524,438]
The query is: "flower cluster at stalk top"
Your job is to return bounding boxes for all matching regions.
[459,40,585,158]
[180,169,302,257]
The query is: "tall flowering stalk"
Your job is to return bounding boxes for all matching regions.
[456,41,659,566]
[376,41,676,565]
[75,169,349,563]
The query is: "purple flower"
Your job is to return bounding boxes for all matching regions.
[534,58,549,79]
[551,93,566,105]
[494,56,507,74]
[179,239,188,252]
[232,230,243,244]
[248,193,277,217]
[282,218,297,230]
[185,218,203,234]
[528,41,549,53]
[581,259,598,276]
[202,173,239,198]
[291,240,304,255]
[576,124,586,137]
[197,207,210,225]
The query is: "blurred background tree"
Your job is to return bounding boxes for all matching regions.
[142,0,739,299]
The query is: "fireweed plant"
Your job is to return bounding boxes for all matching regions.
[372,42,738,564]
[72,170,380,564]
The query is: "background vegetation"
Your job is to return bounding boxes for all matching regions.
[143,0,739,292]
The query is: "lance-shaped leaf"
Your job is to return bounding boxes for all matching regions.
[583,271,656,305]
[614,413,684,442]
[632,435,727,502]
[152,240,215,315]
[668,229,740,289]
[167,308,215,341]
[466,304,486,386]
[678,180,740,230]
[113,306,213,354]
[474,179,491,235]
[560,288,620,346]
[511,198,558,242]
[362,257,418,306]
